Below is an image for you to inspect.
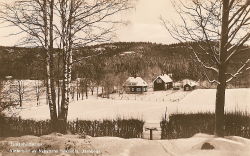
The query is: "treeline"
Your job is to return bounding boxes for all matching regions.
[0,47,46,79]
[0,42,201,80]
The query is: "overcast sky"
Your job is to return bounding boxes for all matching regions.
[116,0,177,44]
[0,0,178,46]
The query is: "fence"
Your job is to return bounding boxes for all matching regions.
[0,117,144,138]
[161,112,250,139]
[2,113,249,140]
[68,118,144,138]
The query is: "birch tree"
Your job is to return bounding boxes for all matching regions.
[162,0,250,136]
[54,0,131,126]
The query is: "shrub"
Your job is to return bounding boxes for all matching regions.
[0,117,144,138]
[161,112,250,139]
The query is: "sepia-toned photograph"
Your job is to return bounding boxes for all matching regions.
[0,0,250,155]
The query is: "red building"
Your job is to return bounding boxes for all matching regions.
[153,74,173,91]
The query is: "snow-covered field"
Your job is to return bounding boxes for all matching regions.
[13,88,250,124]
[0,133,250,156]
[177,88,250,114]
[3,80,249,123]
[16,90,190,122]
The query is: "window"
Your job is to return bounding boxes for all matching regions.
[166,84,169,88]
[130,83,136,85]
[131,87,135,92]
[156,79,162,83]
[137,88,141,92]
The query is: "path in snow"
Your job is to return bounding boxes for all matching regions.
[129,141,174,156]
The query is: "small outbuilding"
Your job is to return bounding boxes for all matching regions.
[123,77,148,94]
[182,79,198,91]
[153,74,173,91]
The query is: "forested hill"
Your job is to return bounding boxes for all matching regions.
[0,42,249,86]
[76,42,192,57]
[0,46,45,79]
[0,42,195,80]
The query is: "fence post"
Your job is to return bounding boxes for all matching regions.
[145,127,158,140]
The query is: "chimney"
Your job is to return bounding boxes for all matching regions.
[133,73,137,78]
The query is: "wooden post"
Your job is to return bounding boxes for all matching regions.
[145,127,158,140]
[150,129,153,140]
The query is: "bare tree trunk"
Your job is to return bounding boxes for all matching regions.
[44,0,57,130]
[57,50,61,115]
[76,80,80,101]
[91,87,94,95]
[215,0,229,137]
[85,83,88,99]
[35,80,40,106]
[215,67,227,137]
[59,50,68,133]
[96,85,99,98]
[57,85,60,114]
[107,87,110,99]
[59,12,73,133]
[102,87,104,98]
[17,80,24,107]
[71,86,75,100]
[59,47,68,121]
[81,86,84,100]
[65,48,72,117]
[49,0,57,109]
[58,0,73,133]
[46,60,57,121]
[64,0,74,113]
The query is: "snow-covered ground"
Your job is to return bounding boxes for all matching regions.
[177,88,250,114]
[2,84,250,155]
[0,133,250,156]
[16,90,190,123]
[15,88,250,124]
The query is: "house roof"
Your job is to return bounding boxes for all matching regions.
[182,79,198,87]
[123,77,148,87]
[153,74,173,83]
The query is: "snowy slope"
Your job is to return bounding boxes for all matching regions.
[0,133,250,156]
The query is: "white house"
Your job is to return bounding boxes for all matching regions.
[123,77,148,93]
